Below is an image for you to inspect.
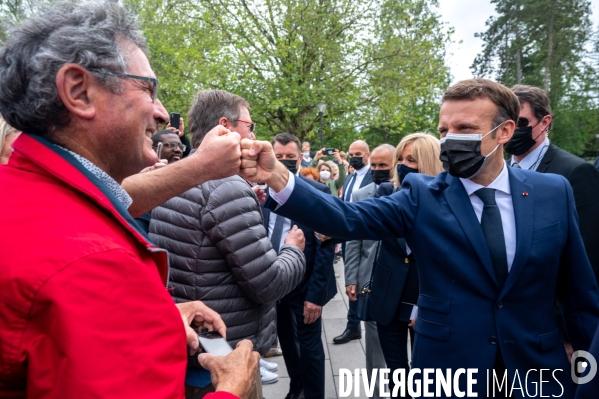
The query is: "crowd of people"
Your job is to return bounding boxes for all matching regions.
[2,2,599,399]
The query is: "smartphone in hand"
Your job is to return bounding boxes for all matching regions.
[198,331,233,356]
[156,142,163,159]
[323,148,336,156]
[169,112,181,130]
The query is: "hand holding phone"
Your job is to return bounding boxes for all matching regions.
[198,331,233,356]
[323,148,336,156]
[169,112,181,131]
[156,142,163,159]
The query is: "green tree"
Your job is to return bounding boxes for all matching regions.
[472,0,597,155]
[129,0,450,147]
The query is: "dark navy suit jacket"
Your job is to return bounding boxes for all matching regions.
[262,176,336,306]
[265,167,599,397]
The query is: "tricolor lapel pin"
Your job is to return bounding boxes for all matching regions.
[522,192,529,196]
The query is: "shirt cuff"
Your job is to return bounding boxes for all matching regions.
[268,171,295,206]
[410,306,418,321]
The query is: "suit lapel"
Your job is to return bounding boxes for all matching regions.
[535,144,557,174]
[501,169,534,295]
[443,174,498,287]
[361,169,373,188]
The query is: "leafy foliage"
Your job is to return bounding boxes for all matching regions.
[472,0,598,155]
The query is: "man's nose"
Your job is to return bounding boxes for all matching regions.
[154,99,169,125]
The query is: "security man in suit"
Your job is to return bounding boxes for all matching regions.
[508,85,599,286]
[263,133,336,399]
[241,78,599,397]
[335,139,372,345]
[344,144,395,398]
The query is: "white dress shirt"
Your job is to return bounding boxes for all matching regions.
[267,213,292,251]
[346,165,371,202]
[510,138,550,171]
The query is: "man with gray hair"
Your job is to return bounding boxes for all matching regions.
[0,2,258,398]
[150,89,307,396]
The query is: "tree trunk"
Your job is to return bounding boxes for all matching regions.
[544,3,555,91]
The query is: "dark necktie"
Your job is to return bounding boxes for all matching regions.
[512,161,521,169]
[344,174,357,202]
[270,215,285,253]
[475,188,508,287]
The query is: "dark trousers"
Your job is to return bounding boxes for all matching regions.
[377,313,413,398]
[277,300,326,399]
[346,298,361,332]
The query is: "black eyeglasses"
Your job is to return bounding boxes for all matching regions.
[155,142,186,152]
[90,69,159,103]
[235,119,256,133]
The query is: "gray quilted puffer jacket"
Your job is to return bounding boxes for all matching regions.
[149,175,305,356]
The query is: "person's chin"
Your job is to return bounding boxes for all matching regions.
[170,155,181,163]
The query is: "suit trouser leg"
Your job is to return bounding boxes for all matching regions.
[377,316,412,398]
[277,300,326,399]
[346,298,361,332]
[365,321,387,399]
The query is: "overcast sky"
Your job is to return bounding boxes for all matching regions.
[438,0,599,84]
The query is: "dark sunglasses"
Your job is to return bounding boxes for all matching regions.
[516,116,547,129]
[90,69,159,103]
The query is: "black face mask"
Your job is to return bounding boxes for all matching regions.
[280,159,298,174]
[396,164,418,184]
[439,128,501,179]
[371,169,391,185]
[349,156,366,170]
[504,120,543,156]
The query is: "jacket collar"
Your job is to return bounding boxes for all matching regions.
[12,133,161,252]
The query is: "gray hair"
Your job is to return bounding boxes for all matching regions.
[187,90,249,148]
[0,0,147,136]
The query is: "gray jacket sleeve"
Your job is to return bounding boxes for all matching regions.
[344,239,362,286]
[200,178,306,304]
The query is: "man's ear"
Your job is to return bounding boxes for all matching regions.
[55,64,96,120]
[218,117,230,128]
[497,120,515,145]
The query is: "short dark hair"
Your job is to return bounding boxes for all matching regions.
[272,132,301,154]
[151,130,179,146]
[442,79,520,129]
[187,90,250,148]
[511,85,552,129]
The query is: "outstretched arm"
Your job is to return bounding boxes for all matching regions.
[124,126,241,217]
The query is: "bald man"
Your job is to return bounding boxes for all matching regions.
[344,144,394,396]
[334,140,372,344]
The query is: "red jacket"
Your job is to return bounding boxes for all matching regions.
[0,134,238,399]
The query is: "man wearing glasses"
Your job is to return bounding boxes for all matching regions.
[0,2,258,399]
[152,130,186,164]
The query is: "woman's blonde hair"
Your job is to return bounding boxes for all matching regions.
[390,132,443,187]
[325,161,339,177]
[0,116,18,153]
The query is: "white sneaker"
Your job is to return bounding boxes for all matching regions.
[260,366,279,384]
[260,358,278,372]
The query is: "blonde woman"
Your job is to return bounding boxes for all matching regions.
[390,132,444,188]
[0,117,20,165]
[369,132,442,395]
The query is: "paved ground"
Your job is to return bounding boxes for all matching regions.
[263,258,371,399]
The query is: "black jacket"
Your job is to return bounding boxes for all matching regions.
[538,144,599,283]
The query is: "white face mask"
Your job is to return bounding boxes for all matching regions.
[320,170,331,180]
